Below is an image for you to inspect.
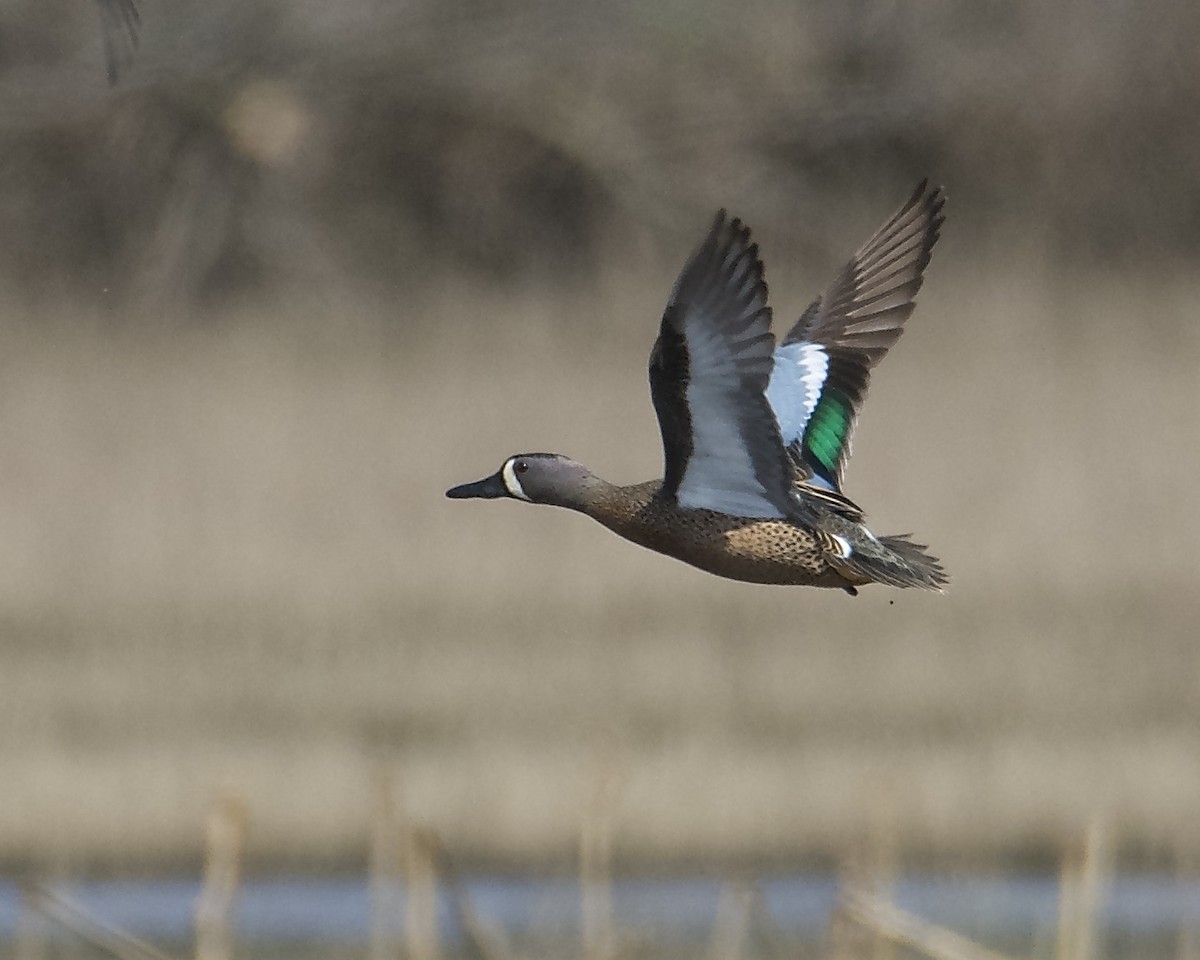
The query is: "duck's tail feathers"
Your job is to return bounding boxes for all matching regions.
[842,533,948,591]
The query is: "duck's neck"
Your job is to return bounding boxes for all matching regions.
[548,472,619,513]
[577,479,662,523]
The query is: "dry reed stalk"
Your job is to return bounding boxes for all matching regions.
[839,889,1018,960]
[828,811,900,960]
[15,882,47,960]
[744,882,794,960]
[429,835,514,960]
[1176,851,1199,960]
[194,793,247,960]
[826,902,861,960]
[1056,818,1112,960]
[370,764,403,960]
[705,881,754,960]
[32,884,180,960]
[404,826,442,960]
[867,803,900,960]
[580,765,623,960]
[827,875,869,960]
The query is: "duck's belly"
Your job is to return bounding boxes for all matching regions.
[599,509,858,588]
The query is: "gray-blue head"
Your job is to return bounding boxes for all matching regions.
[446,453,604,510]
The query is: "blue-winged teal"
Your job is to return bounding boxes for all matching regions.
[447,182,948,594]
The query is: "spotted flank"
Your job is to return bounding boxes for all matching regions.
[446,181,949,593]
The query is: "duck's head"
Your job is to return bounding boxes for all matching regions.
[446,453,604,510]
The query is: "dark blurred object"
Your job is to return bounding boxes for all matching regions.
[2,0,1199,318]
[95,0,140,84]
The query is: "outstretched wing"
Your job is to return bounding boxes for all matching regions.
[766,180,945,489]
[649,211,795,519]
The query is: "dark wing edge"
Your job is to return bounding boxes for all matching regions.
[785,180,945,488]
[649,210,795,516]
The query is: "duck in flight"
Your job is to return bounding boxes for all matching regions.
[447,182,948,593]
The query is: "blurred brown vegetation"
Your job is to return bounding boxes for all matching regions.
[0,0,1197,874]
[6,0,1200,309]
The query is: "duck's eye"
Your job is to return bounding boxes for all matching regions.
[515,460,529,474]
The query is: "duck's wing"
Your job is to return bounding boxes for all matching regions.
[793,478,866,523]
[766,180,945,490]
[95,0,141,84]
[649,211,795,519]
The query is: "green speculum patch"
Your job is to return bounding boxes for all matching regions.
[803,392,851,479]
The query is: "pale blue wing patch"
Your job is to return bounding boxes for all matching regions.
[650,211,796,520]
[676,322,786,518]
[766,339,829,447]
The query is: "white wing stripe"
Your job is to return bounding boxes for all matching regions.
[765,341,828,445]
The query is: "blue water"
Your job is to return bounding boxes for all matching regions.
[0,874,1197,944]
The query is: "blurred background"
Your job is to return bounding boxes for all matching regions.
[1,0,1199,953]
